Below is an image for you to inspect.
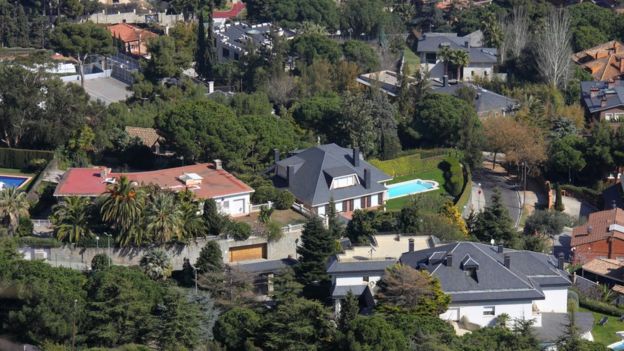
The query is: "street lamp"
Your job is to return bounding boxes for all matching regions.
[477,183,482,212]
[191,265,198,294]
[95,236,100,249]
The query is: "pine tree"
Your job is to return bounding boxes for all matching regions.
[196,240,223,273]
[338,290,359,332]
[327,198,343,240]
[472,188,516,244]
[295,216,335,285]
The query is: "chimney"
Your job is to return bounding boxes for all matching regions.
[504,254,511,269]
[100,167,110,179]
[601,96,608,108]
[590,87,599,98]
[443,74,448,87]
[287,165,295,185]
[497,244,504,254]
[208,81,214,94]
[464,40,470,48]
[214,159,222,170]
[608,79,616,89]
[445,254,453,267]
[588,225,593,234]
[408,238,415,252]
[364,168,371,189]
[274,148,280,163]
[558,253,565,270]
[352,147,360,167]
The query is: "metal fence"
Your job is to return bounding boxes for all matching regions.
[251,201,273,213]
[109,53,139,85]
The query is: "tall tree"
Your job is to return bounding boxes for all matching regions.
[49,22,113,87]
[144,191,184,243]
[340,316,409,351]
[295,216,335,285]
[155,289,202,350]
[0,188,29,236]
[338,290,359,332]
[99,176,144,243]
[501,6,529,61]
[196,240,224,273]
[535,8,572,88]
[327,198,343,240]
[50,196,93,243]
[471,188,516,244]
[202,198,227,235]
[214,307,261,350]
[140,249,173,281]
[195,11,215,81]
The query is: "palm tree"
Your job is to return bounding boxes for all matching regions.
[438,46,453,77]
[144,191,183,243]
[451,49,470,81]
[0,187,30,236]
[140,249,173,280]
[50,196,93,243]
[100,176,144,235]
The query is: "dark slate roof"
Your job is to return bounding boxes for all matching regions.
[230,258,297,274]
[417,31,496,64]
[581,80,624,113]
[327,257,395,274]
[535,312,594,343]
[400,242,571,303]
[273,143,391,206]
[331,284,368,298]
[431,81,519,116]
[214,22,294,54]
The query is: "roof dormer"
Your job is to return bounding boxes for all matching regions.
[178,172,203,186]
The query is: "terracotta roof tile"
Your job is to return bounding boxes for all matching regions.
[107,23,157,44]
[213,2,245,19]
[582,258,624,282]
[612,284,624,294]
[125,126,161,147]
[572,40,624,81]
[572,208,624,246]
[54,164,253,199]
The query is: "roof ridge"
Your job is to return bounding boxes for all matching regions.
[470,242,536,290]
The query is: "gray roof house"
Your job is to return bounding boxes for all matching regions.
[581,79,624,123]
[417,31,498,81]
[273,144,391,218]
[214,22,294,62]
[400,242,575,332]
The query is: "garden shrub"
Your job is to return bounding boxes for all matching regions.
[16,217,33,237]
[252,185,277,204]
[227,221,252,241]
[22,158,48,173]
[91,253,112,271]
[274,190,295,210]
[17,236,62,248]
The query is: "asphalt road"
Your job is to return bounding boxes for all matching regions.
[472,166,522,228]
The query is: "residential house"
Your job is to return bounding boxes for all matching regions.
[416,31,497,81]
[230,257,297,295]
[213,1,246,28]
[107,23,158,58]
[272,144,392,219]
[214,22,294,62]
[571,208,624,264]
[124,126,170,155]
[572,40,624,81]
[356,71,517,117]
[53,162,254,217]
[580,79,624,123]
[328,234,438,314]
[401,242,571,328]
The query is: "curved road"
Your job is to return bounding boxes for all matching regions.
[471,166,522,228]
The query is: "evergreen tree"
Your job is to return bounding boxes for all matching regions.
[471,188,516,244]
[195,11,208,80]
[195,4,217,81]
[327,198,343,240]
[272,267,303,302]
[338,290,359,332]
[203,199,226,235]
[295,216,335,285]
[554,183,565,212]
[196,240,224,273]
[346,210,376,245]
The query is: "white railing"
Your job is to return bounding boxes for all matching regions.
[281,223,305,233]
[32,219,52,227]
[250,201,273,213]
[292,202,313,217]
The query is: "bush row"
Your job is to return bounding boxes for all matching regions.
[0,147,53,170]
[18,236,62,248]
[579,294,624,317]
[561,184,603,209]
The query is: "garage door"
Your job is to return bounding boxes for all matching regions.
[229,244,267,262]
[230,199,245,216]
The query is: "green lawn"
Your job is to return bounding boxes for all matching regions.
[386,190,444,211]
[403,48,420,74]
[579,307,624,346]
[0,168,34,176]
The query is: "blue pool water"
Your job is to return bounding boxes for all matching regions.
[0,175,28,189]
[387,179,437,199]
[609,342,624,351]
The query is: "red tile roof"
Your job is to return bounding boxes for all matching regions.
[107,23,157,43]
[54,164,253,199]
[213,2,245,19]
[572,40,624,81]
[582,257,624,283]
[572,208,624,246]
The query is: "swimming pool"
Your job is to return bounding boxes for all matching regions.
[387,179,439,199]
[0,175,30,189]
[609,341,624,350]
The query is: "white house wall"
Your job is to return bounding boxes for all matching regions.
[533,288,568,313]
[214,193,251,217]
[334,275,382,286]
[464,64,493,81]
[440,300,540,328]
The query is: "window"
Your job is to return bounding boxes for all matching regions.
[615,113,624,122]
[363,276,369,282]
[222,201,230,209]
[483,306,495,316]
[371,194,379,207]
[332,175,357,189]
[335,201,343,212]
[605,113,614,121]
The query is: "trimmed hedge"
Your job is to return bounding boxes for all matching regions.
[456,166,472,210]
[561,184,602,208]
[0,147,54,170]
[579,294,624,317]
[18,236,62,248]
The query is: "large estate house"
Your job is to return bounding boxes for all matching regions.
[272,144,391,219]
[581,79,624,123]
[53,162,254,217]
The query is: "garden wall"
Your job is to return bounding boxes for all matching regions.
[0,148,54,170]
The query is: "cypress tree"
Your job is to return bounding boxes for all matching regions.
[554,183,565,212]
[195,11,208,80]
[472,188,516,244]
[196,240,223,273]
[295,216,335,285]
[195,4,217,81]
[327,198,343,240]
[338,290,359,332]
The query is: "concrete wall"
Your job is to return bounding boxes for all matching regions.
[86,10,183,26]
[439,300,540,327]
[534,287,568,313]
[60,69,112,82]
[22,229,302,271]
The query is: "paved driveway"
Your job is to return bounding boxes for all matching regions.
[472,166,522,228]
[69,77,132,105]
